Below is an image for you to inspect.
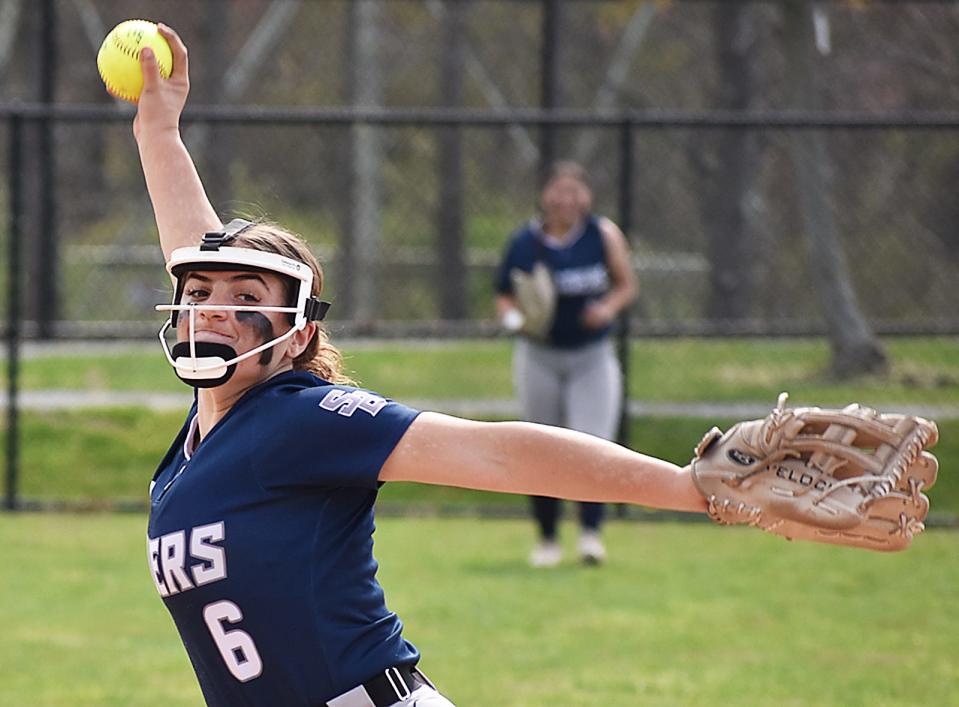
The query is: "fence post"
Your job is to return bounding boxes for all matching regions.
[616,120,634,448]
[5,114,23,511]
[35,0,59,339]
[539,0,560,177]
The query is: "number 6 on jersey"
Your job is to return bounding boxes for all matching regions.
[203,600,263,682]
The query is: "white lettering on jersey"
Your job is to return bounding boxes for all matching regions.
[161,531,195,594]
[148,522,228,597]
[149,524,262,684]
[204,600,264,682]
[148,537,169,598]
[319,389,388,417]
[191,522,227,586]
[553,263,609,296]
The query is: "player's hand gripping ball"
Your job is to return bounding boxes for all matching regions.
[97,20,173,103]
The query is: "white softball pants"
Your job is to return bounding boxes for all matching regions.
[384,685,455,706]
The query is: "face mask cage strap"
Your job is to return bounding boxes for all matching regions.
[200,218,255,251]
[157,309,303,377]
[163,280,330,326]
[304,298,331,322]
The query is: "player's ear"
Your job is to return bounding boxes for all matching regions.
[288,322,317,360]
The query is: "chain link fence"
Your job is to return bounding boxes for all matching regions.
[3,113,959,340]
[2,0,959,345]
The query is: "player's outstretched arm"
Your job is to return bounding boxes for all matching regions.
[134,23,220,262]
[379,412,707,514]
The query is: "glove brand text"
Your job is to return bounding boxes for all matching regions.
[775,465,832,491]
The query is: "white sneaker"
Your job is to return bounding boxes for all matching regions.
[529,540,562,568]
[578,531,607,565]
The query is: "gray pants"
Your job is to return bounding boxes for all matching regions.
[513,337,623,538]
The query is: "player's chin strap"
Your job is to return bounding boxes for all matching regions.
[159,304,328,389]
[156,220,331,389]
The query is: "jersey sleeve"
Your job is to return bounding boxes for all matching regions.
[251,386,420,490]
[495,229,529,295]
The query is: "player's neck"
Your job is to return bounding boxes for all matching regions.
[194,364,295,437]
[542,216,584,242]
[196,388,244,438]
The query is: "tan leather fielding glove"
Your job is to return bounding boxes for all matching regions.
[509,262,556,340]
[691,393,939,551]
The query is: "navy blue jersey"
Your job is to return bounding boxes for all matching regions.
[147,371,421,706]
[495,215,611,348]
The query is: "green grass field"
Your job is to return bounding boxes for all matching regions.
[1,338,957,705]
[8,336,959,405]
[6,409,959,517]
[3,336,958,513]
[1,514,956,706]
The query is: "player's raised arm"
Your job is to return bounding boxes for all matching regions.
[133,24,221,262]
[379,412,708,514]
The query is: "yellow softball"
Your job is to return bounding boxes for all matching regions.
[97,20,173,103]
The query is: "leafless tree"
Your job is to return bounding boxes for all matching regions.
[782,0,886,377]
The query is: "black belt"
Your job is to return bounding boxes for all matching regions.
[329,665,431,707]
[366,665,430,706]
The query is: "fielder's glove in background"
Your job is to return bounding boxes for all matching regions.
[690,393,939,551]
[509,262,556,340]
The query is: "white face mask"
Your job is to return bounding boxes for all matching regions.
[155,220,330,388]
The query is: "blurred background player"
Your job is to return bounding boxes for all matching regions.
[495,162,638,567]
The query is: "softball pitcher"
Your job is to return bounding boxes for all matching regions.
[135,25,705,706]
